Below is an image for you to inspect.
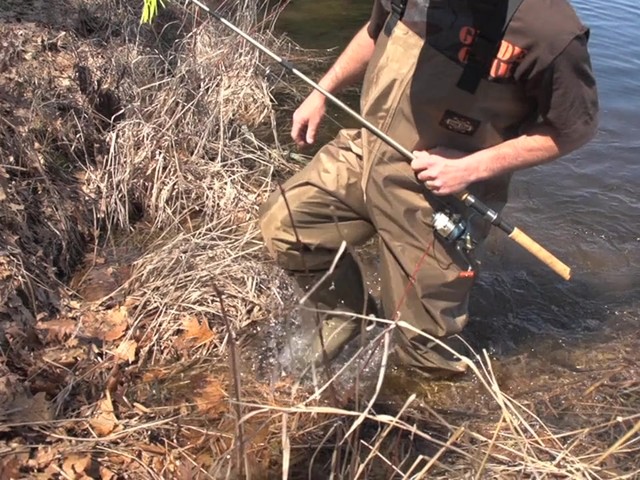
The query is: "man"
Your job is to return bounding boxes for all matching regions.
[259,0,598,377]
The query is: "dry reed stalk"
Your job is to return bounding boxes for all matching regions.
[266,314,637,478]
[214,284,247,477]
[353,393,417,478]
[594,419,640,466]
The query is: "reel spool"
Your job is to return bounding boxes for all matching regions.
[432,211,467,244]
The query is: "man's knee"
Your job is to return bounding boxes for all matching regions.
[259,189,298,265]
[259,187,353,272]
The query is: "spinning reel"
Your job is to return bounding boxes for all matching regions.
[432,211,478,272]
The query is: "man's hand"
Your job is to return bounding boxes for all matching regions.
[291,92,326,148]
[411,147,476,196]
[290,23,376,148]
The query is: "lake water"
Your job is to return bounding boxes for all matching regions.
[275,0,640,363]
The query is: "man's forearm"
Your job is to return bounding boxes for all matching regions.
[467,126,571,183]
[411,125,588,195]
[314,23,377,97]
[289,22,377,146]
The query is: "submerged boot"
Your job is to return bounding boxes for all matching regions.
[392,331,470,379]
[295,254,378,366]
[308,292,379,365]
[312,313,361,363]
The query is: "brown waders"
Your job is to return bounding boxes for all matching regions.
[259,127,478,375]
[259,1,559,376]
[259,129,380,366]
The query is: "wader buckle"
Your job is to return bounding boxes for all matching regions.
[390,0,409,20]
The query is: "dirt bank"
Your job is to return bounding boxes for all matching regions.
[0,0,300,477]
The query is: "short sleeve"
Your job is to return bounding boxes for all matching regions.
[367,0,389,39]
[525,33,599,149]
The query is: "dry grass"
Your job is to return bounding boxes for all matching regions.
[0,0,638,479]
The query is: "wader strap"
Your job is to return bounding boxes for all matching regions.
[384,0,409,36]
[457,0,525,94]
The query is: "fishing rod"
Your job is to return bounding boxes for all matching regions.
[189,0,572,281]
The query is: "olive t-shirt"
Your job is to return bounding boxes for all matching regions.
[367,0,599,148]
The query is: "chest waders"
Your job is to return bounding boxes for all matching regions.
[356,0,531,374]
[191,0,581,376]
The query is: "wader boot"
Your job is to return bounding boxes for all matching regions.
[295,254,378,366]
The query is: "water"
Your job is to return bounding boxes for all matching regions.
[275,0,374,49]
[275,0,640,369]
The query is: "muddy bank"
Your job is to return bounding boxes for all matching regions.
[0,0,298,477]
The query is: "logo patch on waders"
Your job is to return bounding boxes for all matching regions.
[439,110,480,136]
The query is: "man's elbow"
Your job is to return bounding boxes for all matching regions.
[554,114,599,155]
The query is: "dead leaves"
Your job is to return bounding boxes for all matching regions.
[101,307,128,342]
[5,391,54,425]
[0,165,9,202]
[61,454,92,479]
[99,466,117,480]
[0,447,117,480]
[177,315,218,349]
[83,306,137,363]
[34,307,218,369]
[0,454,23,480]
[42,346,89,368]
[89,392,118,437]
[57,453,117,480]
[35,305,130,347]
[83,306,129,342]
[36,317,77,343]
[71,259,132,303]
[113,339,137,364]
[194,377,227,415]
[32,448,56,471]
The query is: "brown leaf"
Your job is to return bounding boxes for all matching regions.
[100,466,116,480]
[138,443,166,455]
[35,464,61,480]
[0,455,21,480]
[196,449,216,471]
[103,321,127,342]
[42,346,88,367]
[0,372,22,411]
[74,307,124,341]
[194,377,227,415]
[90,393,117,437]
[62,454,91,477]
[8,391,54,424]
[33,447,56,468]
[81,307,129,341]
[178,316,217,349]
[141,368,169,383]
[102,307,129,341]
[0,168,8,203]
[36,317,77,343]
[114,339,137,363]
[68,300,82,309]
[177,461,199,480]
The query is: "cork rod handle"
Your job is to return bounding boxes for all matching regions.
[508,227,572,280]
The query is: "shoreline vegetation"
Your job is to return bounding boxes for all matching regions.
[0,1,638,478]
